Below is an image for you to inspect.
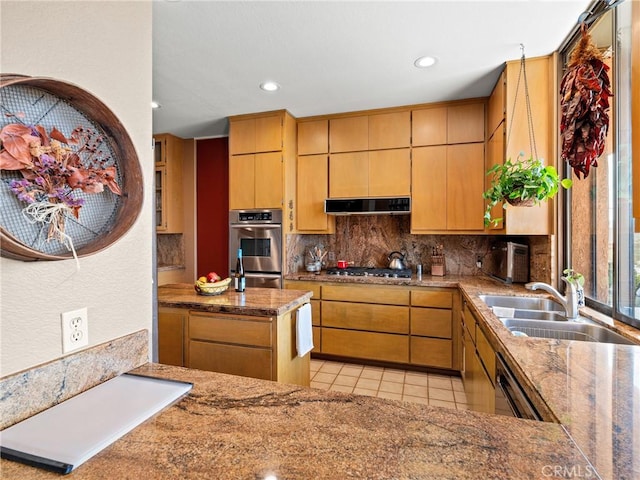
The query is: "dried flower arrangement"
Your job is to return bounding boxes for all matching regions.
[0,122,121,252]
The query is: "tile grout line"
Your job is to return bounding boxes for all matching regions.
[311,359,467,410]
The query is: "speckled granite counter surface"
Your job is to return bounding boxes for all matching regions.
[0,363,596,479]
[158,283,312,316]
[286,272,640,479]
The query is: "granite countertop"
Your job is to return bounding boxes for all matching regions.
[158,283,312,317]
[286,272,640,479]
[0,363,596,479]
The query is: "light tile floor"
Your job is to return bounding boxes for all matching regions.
[310,359,468,410]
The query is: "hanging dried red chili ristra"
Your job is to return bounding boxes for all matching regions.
[559,23,612,179]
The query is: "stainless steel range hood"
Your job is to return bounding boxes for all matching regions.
[324,197,411,215]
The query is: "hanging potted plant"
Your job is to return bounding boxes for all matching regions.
[483,152,573,227]
[483,45,573,228]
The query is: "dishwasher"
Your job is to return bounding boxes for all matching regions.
[495,353,542,420]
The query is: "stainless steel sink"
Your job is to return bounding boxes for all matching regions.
[507,310,567,321]
[478,294,564,312]
[500,318,636,345]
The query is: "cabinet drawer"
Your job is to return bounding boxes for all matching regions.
[189,312,272,347]
[322,285,409,305]
[321,328,409,363]
[189,340,272,380]
[476,326,496,383]
[411,289,453,308]
[462,303,477,344]
[410,337,452,369]
[322,301,409,334]
[284,280,321,299]
[410,308,452,338]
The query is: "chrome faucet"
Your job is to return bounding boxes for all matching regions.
[525,278,579,320]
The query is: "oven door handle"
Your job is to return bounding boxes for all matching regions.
[230,223,282,230]
[243,272,282,279]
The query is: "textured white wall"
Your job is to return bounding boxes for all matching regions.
[0,1,153,376]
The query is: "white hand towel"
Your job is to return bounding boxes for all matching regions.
[296,303,314,357]
[492,306,516,318]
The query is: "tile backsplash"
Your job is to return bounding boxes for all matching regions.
[286,215,551,282]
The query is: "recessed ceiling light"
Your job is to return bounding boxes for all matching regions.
[260,81,280,92]
[414,56,437,68]
[151,101,161,109]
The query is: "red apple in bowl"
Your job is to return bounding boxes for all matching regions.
[206,272,221,283]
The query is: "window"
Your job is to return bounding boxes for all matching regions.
[563,2,638,329]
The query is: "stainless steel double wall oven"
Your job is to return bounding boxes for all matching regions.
[229,209,283,288]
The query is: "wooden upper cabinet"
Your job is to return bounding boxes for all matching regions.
[487,71,505,139]
[229,152,283,210]
[447,103,485,144]
[495,55,554,235]
[297,154,332,231]
[411,146,447,231]
[229,114,282,154]
[485,123,505,230]
[254,152,283,208]
[412,107,448,146]
[411,143,485,233]
[298,119,328,155]
[154,133,184,233]
[229,118,256,154]
[413,103,484,146]
[369,149,410,197]
[329,116,368,152]
[446,143,485,231]
[154,135,167,165]
[368,111,411,150]
[228,111,295,213]
[329,151,369,198]
[255,115,283,152]
[229,154,256,209]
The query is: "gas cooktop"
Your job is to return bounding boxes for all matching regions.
[325,267,412,278]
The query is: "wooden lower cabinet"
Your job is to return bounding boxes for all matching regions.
[158,308,187,366]
[189,340,272,380]
[461,300,495,414]
[158,306,310,386]
[284,280,322,353]
[323,301,409,334]
[410,337,452,369]
[295,282,461,370]
[322,328,409,363]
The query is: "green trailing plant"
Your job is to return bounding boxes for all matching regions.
[483,153,573,227]
[563,268,585,287]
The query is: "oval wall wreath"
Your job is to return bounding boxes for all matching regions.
[0,74,143,261]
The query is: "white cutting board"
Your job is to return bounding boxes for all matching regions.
[0,373,192,474]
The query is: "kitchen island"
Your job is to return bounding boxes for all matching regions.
[1,362,595,479]
[157,284,313,386]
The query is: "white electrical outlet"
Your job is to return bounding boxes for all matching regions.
[61,307,89,353]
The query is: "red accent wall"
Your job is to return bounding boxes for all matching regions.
[196,137,229,278]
